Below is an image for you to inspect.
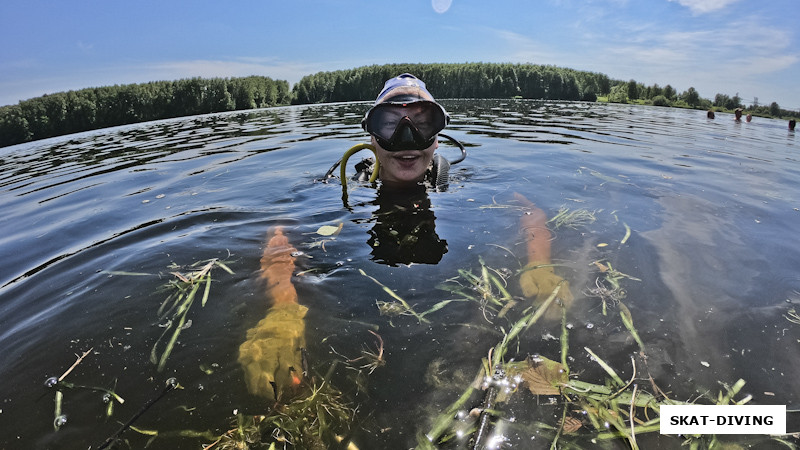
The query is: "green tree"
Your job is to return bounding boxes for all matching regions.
[663,85,676,100]
[651,95,670,107]
[728,94,742,110]
[608,84,628,103]
[682,87,700,107]
[626,80,639,100]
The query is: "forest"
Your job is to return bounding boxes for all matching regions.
[291,63,609,103]
[0,76,290,147]
[1,62,797,148]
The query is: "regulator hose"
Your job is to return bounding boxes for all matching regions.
[438,133,467,165]
[338,143,379,205]
[340,143,380,188]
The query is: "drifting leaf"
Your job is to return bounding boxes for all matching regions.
[514,355,569,395]
[316,223,343,236]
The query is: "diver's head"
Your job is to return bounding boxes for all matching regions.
[362,74,449,185]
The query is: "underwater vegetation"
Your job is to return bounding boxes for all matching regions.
[37,202,799,449]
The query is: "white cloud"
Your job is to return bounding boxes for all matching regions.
[486,8,797,107]
[489,29,563,64]
[668,0,742,15]
[76,41,94,53]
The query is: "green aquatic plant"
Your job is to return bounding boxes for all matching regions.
[151,258,234,371]
[211,362,358,450]
[437,257,519,322]
[547,205,599,230]
[45,347,127,431]
[579,166,627,186]
[585,260,641,315]
[125,363,358,450]
[416,260,784,450]
[478,196,529,211]
[346,330,386,375]
[361,268,461,325]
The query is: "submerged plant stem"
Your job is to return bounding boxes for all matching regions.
[152,259,232,371]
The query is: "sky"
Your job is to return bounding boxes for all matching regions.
[1,0,798,110]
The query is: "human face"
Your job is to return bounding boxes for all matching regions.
[373,135,437,186]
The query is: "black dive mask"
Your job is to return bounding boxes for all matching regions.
[362,100,449,151]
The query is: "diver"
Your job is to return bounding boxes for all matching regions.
[239,74,572,404]
[324,73,466,192]
[324,73,463,265]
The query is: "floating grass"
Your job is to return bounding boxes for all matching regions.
[332,330,387,375]
[50,236,789,449]
[547,205,599,230]
[785,307,800,325]
[151,258,233,371]
[361,268,464,324]
[414,258,777,450]
[586,260,640,315]
[438,257,520,322]
[45,347,126,431]
[193,362,358,450]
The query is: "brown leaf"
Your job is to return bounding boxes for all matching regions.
[518,355,568,395]
[562,416,583,434]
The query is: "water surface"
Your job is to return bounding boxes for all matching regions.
[1,100,798,449]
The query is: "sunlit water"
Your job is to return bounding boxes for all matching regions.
[1,100,799,449]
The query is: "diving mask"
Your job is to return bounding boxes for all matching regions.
[362,100,450,151]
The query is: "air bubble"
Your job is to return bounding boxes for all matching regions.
[44,377,59,388]
[54,414,68,428]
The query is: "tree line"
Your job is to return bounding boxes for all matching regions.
[291,63,611,104]
[291,63,798,121]
[2,63,797,148]
[606,79,796,119]
[0,76,290,147]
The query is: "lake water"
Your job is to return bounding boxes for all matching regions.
[1,100,798,449]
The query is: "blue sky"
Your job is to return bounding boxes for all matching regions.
[1,0,798,109]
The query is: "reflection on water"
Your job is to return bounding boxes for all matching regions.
[364,184,448,266]
[1,100,799,449]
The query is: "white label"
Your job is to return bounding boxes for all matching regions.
[660,405,785,435]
